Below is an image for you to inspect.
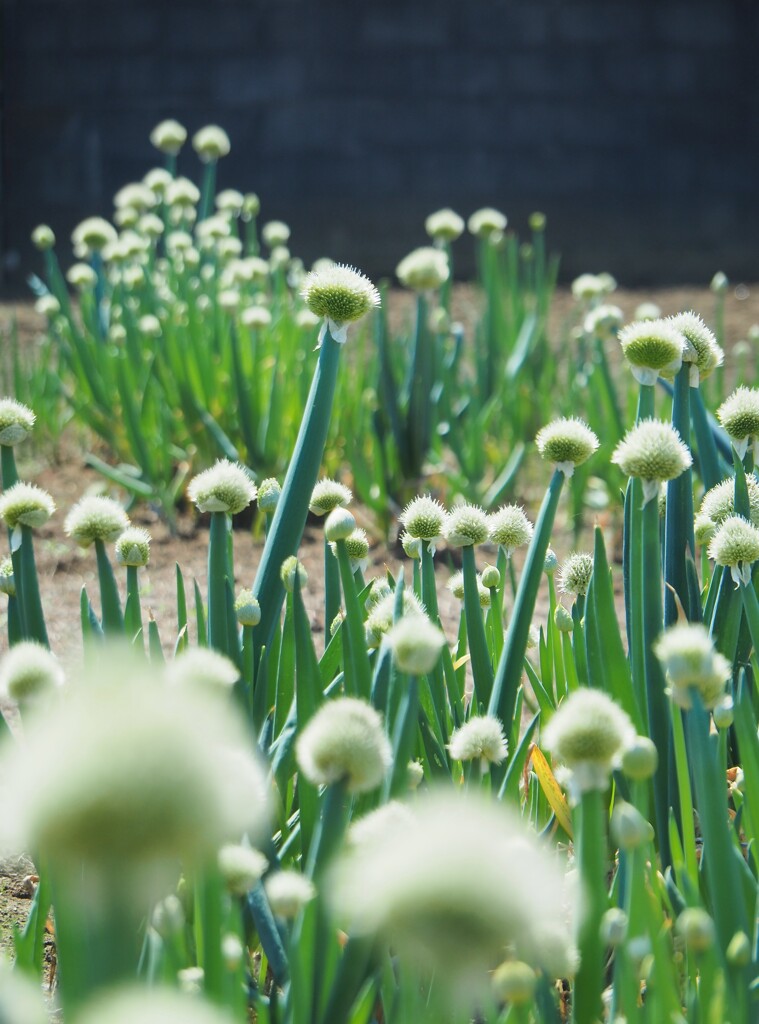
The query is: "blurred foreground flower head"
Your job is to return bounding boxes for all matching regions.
[0,959,48,1024]
[296,696,392,793]
[77,986,236,1024]
[654,622,731,710]
[300,263,380,345]
[0,653,270,887]
[330,790,579,1000]
[395,246,449,291]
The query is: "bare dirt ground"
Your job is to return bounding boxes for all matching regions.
[0,282,758,954]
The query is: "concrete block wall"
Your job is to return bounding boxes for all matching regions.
[2,0,758,285]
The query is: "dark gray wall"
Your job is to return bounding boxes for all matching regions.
[2,0,759,287]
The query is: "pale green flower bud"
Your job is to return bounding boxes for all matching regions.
[488,504,533,555]
[468,207,507,238]
[676,908,715,953]
[543,689,636,800]
[0,557,15,597]
[668,311,723,384]
[425,207,465,242]
[395,246,449,291]
[611,801,654,851]
[708,515,759,587]
[187,460,256,515]
[34,295,60,318]
[492,960,536,1005]
[0,482,55,531]
[557,551,594,597]
[446,570,465,600]
[0,641,64,705]
[618,319,686,385]
[309,478,352,516]
[448,716,508,768]
[152,894,185,937]
[324,506,356,542]
[280,556,308,594]
[584,303,623,338]
[192,125,231,163]
[138,314,162,338]
[601,907,628,948]
[301,264,380,343]
[717,386,759,459]
[296,696,392,793]
[621,736,658,780]
[726,930,751,968]
[114,526,151,567]
[713,695,734,729]
[71,216,117,253]
[655,622,731,710]
[544,548,558,574]
[234,588,261,627]
[571,273,605,301]
[529,211,547,231]
[554,604,574,633]
[481,564,500,589]
[31,224,55,251]
[0,398,35,446]
[710,271,728,294]
[365,577,392,609]
[242,192,260,218]
[536,417,599,476]
[218,843,268,895]
[150,119,187,155]
[262,220,290,247]
[385,613,446,676]
[611,419,692,504]
[265,870,316,919]
[444,502,490,547]
[256,477,281,512]
[165,648,239,692]
[400,531,422,558]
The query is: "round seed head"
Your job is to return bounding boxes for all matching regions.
[71,216,117,253]
[262,220,291,247]
[31,224,55,251]
[668,311,723,382]
[444,503,490,547]
[280,555,308,594]
[256,477,281,512]
[708,515,759,586]
[301,264,380,328]
[543,689,636,798]
[218,843,268,896]
[492,961,536,1006]
[0,557,14,597]
[699,476,759,530]
[395,246,449,291]
[620,736,658,780]
[717,386,759,454]
[655,622,731,710]
[187,460,256,515]
[481,563,500,589]
[77,987,237,1024]
[234,588,261,627]
[0,482,55,529]
[467,207,507,238]
[0,398,35,446]
[611,419,692,501]
[192,125,231,162]
[114,526,151,567]
[385,613,446,675]
[324,506,356,542]
[0,641,64,706]
[618,319,686,384]
[488,504,533,554]
[365,590,425,648]
[535,418,599,474]
[676,908,715,954]
[425,207,465,242]
[557,551,594,597]
[265,870,316,919]
[399,494,448,542]
[309,478,352,516]
[296,697,391,793]
[610,801,654,851]
[448,716,508,766]
[150,118,188,154]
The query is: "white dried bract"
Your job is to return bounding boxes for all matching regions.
[309,478,352,516]
[444,502,490,547]
[165,648,240,693]
[150,119,187,154]
[557,551,594,598]
[192,125,231,162]
[717,386,759,460]
[668,310,723,385]
[384,613,446,675]
[0,660,270,878]
[395,246,450,291]
[330,790,578,999]
[448,716,508,768]
[468,207,507,238]
[611,419,692,505]
[114,526,151,568]
[535,418,599,477]
[425,207,465,242]
[0,641,64,706]
[295,697,392,793]
[618,318,686,385]
[708,515,759,587]
[399,494,447,553]
[654,622,731,710]
[301,263,380,345]
[218,843,268,895]
[187,460,256,515]
[76,986,238,1024]
[620,736,658,780]
[265,870,316,919]
[0,482,54,532]
[543,689,636,801]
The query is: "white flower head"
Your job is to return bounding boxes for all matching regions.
[309,478,353,516]
[218,843,268,896]
[618,318,687,385]
[187,460,256,515]
[448,716,508,769]
[557,551,594,598]
[535,418,599,477]
[488,504,533,556]
[385,612,446,676]
[611,419,692,504]
[425,208,465,242]
[395,247,449,291]
[468,207,507,238]
[64,495,129,547]
[0,641,64,707]
[165,648,240,693]
[444,502,490,547]
[77,986,238,1024]
[301,264,380,345]
[265,870,316,919]
[0,482,55,538]
[192,125,231,163]
[150,119,188,154]
[399,494,448,553]
[717,386,759,460]
[654,622,731,710]
[708,515,759,587]
[668,311,723,385]
[365,590,426,648]
[296,697,392,793]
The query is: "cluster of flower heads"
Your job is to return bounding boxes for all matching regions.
[398,494,535,557]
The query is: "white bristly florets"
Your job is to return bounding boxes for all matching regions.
[535,418,599,477]
[708,515,759,587]
[115,526,151,567]
[0,482,55,533]
[543,689,636,801]
[0,641,64,708]
[309,478,352,516]
[557,552,594,598]
[218,844,268,895]
[64,495,129,546]
[150,119,187,155]
[444,503,490,547]
[71,216,117,254]
[698,476,759,534]
[0,398,35,446]
[165,648,240,693]
[448,716,508,769]
[468,208,507,238]
[365,590,426,648]
[300,264,380,345]
[399,494,448,553]
[295,697,392,793]
[611,419,692,505]
[488,504,533,556]
[654,622,731,710]
[668,311,723,385]
[187,460,256,515]
[717,386,759,460]
[234,589,261,627]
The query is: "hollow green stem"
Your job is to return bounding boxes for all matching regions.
[462,545,494,709]
[207,511,230,654]
[572,787,607,1024]
[664,365,695,624]
[95,538,124,635]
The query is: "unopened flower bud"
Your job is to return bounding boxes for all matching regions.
[611,801,654,851]
[234,589,261,627]
[324,506,356,542]
[676,908,715,953]
[492,960,536,1006]
[280,556,307,594]
[621,736,658,780]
